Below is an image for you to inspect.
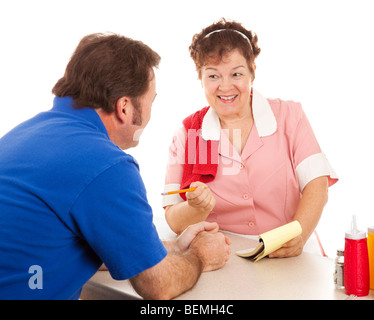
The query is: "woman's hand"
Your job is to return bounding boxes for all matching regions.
[186,181,216,214]
[164,181,216,235]
[268,235,304,258]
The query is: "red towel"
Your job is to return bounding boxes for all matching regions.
[179,106,219,200]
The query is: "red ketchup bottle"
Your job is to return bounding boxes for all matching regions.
[344,215,370,297]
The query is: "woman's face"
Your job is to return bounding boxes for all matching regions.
[200,49,253,121]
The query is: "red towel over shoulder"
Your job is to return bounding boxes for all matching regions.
[179,106,219,200]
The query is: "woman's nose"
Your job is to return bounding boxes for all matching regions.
[218,77,234,91]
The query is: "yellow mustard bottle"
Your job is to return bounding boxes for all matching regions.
[368,227,374,290]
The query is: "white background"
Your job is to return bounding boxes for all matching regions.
[1,0,373,257]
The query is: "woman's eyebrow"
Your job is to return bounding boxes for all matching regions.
[232,65,246,70]
[205,67,218,71]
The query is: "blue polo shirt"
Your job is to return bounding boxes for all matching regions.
[0,97,167,299]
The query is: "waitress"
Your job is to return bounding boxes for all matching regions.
[162,18,338,258]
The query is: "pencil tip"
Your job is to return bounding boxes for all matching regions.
[160,192,167,196]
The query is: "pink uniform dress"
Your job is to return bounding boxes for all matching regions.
[162,89,338,235]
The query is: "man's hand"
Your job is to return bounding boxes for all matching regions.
[130,222,231,300]
[189,229,231,272]
[176,221,220,252]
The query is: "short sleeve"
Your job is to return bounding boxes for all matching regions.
[70,157,167,280]
[289,105,338,191]
[162,127,186,207]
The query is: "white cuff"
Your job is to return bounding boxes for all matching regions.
[162,184,184,207]
[296,153,338,192]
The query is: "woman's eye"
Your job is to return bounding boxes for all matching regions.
[209,75,218,79]
[233,73,242,77]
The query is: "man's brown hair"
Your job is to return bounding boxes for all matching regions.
[52,33,160,114]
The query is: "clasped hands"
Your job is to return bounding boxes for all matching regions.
[176,221,231,272]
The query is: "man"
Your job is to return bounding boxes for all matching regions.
[0,33,230,300]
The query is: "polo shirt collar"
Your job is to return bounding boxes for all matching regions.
[201,89,277,141]
[52,96,109,138]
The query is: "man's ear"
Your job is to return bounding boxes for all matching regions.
[115,96,130,123]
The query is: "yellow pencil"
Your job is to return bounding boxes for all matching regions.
[161,187,197,196]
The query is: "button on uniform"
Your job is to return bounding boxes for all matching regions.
[243,193,249,200]
[248,221,255,228]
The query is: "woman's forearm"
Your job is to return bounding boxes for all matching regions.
[294,176,329,244]
[270,176,329,258]
[165,202,212,234]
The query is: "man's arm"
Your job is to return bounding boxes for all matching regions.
[130,250,202,300]
[130,222,231,300]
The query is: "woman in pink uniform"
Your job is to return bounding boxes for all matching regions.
[162,18,338,258]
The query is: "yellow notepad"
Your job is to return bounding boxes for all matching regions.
[235,221,302,262]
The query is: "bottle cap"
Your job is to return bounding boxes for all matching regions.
[345,215,366,240]
[368,226,374,234]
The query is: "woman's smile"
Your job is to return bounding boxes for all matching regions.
[217,94,238,103]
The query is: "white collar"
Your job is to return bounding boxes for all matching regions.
[201,89,277,141]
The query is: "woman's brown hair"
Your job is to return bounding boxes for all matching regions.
[189,18,261,79]
[52,33,160,114]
